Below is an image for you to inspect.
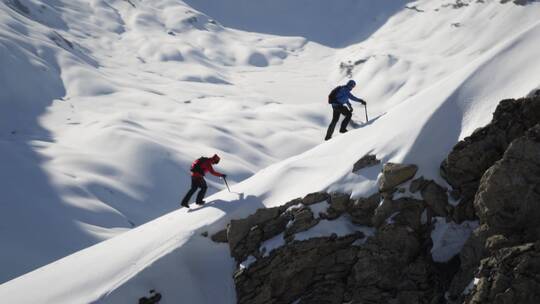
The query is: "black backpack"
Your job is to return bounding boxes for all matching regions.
[190,157,208,174]
[328,86,342,104]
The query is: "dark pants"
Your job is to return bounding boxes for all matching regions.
[181,176,207,205]
[325,106,352,140]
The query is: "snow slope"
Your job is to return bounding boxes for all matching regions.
[1,0,540,302]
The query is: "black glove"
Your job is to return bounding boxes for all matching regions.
[362,100,367,105]
[222,174,227,178]
[349,107,354,112]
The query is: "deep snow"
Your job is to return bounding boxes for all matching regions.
[1,0,540,303]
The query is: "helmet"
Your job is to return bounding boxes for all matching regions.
[346,80,356,88]
[211,154,221,164]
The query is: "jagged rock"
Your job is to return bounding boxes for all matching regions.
[465,243,540,304]
[441,96,540,222]
[234,234,363,304]
[320,208,342,221]
[372,197,425,229]
[378,162,418,192]
[348,192,380,226]
[420,180,449,217]
[211,229,228,243]
[352,154,381,173]
[372,198,398,228]
[474,124,540,234]
[349,223,440,303]
[227,206,286,261]
[484,234,519,252]
[302,192,329,206]
[451,198,476,224]
[391,198,425,231]
[278,198,303,213]
[284,207,319,237]
[261,215,290,240]
[448,225,492,300]
[329,193,350,212]
[374,223,421,261]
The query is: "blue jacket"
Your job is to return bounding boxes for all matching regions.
[332,83,365,108]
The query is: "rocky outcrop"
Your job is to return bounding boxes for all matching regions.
[224,193,332,261]
[378,162,418,192]
[465,242,540,304]
[213,179,453,304]
[234,233,363,304]
[447,97,540,302]
[474,124,540,234]
[214,96,540,304]
[441,96,540,223]
[234,220,442,304]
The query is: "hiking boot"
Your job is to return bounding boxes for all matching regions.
[339,129,348,133]
[196,200,206,205]
[181,202,189,208]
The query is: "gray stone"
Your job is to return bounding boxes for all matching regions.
[378,163,418,192]
[409,176,429,193]
[210,229,228,243]
[441,96,540,221]
[234,234,362,304]
[474,125,540,233]
[329,193,350,212]
[372,198,399,228]
[465,243,540,304]
[284,207,319,237]
[227,206,282,261]
[352,154,381,173]
[302,192,329,206]
[348,192,381,226]
[420,180,449,217]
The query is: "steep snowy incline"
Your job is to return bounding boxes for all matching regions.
[1,1,540,303]
[0,0,332,282]
[0,0,421,282]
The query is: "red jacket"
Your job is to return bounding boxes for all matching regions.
[191,158,224,178]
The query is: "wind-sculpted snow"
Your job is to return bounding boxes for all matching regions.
[183,0,411,48]
[1,0,540,301]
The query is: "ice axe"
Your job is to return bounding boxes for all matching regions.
[364,103,369,123]
[223,176,231,192]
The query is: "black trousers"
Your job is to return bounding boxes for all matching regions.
[325,106,352,139]
[181,176,207,204]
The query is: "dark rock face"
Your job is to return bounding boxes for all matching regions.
[352,154,381,173]
[441,97,540,222]
[234,234,362,304]
[465,243,540,304]
[227,206,285,261]
[474,125,540,234]
[420,180,450,218]
[234,220,443,304]
[284,206,319,239]
[348,192,380,226]
[446,97,540,302]
[410,176,429,193]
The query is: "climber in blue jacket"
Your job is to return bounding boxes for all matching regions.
[325,80,367,140]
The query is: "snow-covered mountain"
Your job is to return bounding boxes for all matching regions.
[1,0,540,303]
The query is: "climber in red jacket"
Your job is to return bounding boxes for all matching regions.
[181,154,226,208]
